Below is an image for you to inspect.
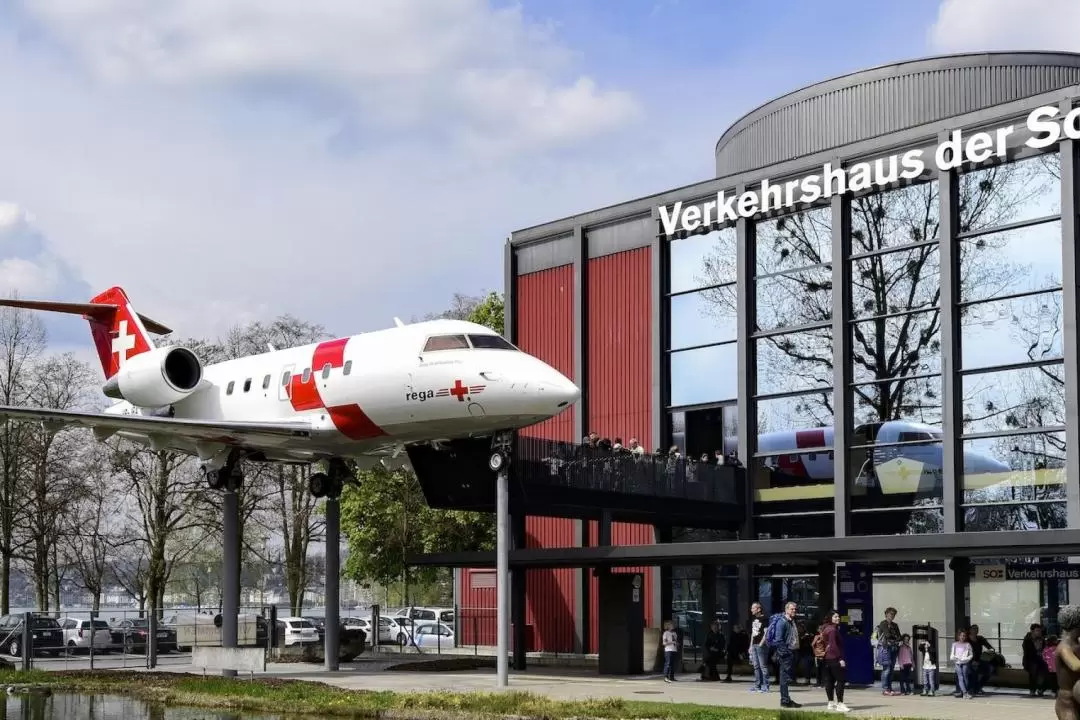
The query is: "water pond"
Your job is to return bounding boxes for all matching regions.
[0,692,287,719]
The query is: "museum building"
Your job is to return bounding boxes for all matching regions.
[454,52,1080,665]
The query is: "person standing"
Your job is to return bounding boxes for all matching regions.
[919,639,938,696]
[897,634,915,694]
[661,621,679,683]
[748,602,770,693]
[1022,623,1049,696]
[950,629,973,699]
[818,610,850,713]
[876,607,902,696]
[767,601,802,709]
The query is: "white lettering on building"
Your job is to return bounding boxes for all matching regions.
[657,104,1080,236]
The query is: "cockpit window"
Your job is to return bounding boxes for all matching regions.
[423,334,469,352]
[468,334,516,350]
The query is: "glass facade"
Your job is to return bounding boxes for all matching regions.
[662,130,1072,542]
[653,101,1079,660]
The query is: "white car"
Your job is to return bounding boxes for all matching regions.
[277,617,319,646]
[58,618,113,654]
[368,615,412,646]
[412,622,454,649]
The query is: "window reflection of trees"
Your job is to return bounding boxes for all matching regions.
[954,153,1065,531]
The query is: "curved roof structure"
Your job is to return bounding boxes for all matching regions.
[714,51,1080,177]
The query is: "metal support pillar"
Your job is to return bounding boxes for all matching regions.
[511,510,527,670]
[496,464,510,687]
[945,559,969,650]
[1059,104,1080,530]
[222,487,240,678]
[324,496,340,672]
[938,145,962,534]
[655,524,673,625]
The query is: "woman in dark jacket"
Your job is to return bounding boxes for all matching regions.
[820,610,850,713]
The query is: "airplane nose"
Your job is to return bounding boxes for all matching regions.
[536,372,580,408]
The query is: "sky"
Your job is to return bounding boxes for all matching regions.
[0,0,1075,373]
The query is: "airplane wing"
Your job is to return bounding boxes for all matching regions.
[0,405,312,450]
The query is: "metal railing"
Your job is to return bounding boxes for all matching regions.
[515,437,745,504]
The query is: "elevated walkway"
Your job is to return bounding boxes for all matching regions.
[407,436,745,529]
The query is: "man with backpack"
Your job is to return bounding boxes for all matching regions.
[765,601,802,709]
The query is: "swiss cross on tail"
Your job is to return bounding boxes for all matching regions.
[0,286,164,380]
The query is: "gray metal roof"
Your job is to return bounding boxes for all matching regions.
[714,51,1080,177]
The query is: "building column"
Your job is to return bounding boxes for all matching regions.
[816,561,835,618]
[655,524,673,625]
[938,135,969,643]
[700,564,717,646]
[1057,100,1080,603]
[734,187,758,627]
[830,187,852,536]
[571,223,590,652]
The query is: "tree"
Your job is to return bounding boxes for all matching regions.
[0,302,45,613]
[111,446,203,616]
[19,352,96,610]
[63,444,130,611]
[341,291,503,601]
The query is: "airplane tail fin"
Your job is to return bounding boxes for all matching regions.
[0,286,172,379]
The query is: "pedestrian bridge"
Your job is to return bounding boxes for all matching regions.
[407,436,746,529]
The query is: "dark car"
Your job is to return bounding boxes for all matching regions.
[115,618,177,654]
[303,616,326,641]
[0,614,64,657]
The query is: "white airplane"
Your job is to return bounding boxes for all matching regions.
[0,286,580,497]
[717,419,1010,490]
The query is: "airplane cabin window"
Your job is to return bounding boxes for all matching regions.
[243,378,252,392]
[302,368,311,383]
[468,334,517,350]
[423,334,469,352]
[343,360,352,375]
[281,371,290,387]
[322,363,331,379]
[226,381,235,395]
[262,374,271,390]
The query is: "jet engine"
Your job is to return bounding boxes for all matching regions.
[102,346,203,407]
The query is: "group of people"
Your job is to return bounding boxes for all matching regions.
[1022,622,1062,696]
[578,433,744,468]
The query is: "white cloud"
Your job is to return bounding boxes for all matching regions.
[928,0,1080,53]
[0,202,89,300]
[0,3,704,347]
[14,0,639,155]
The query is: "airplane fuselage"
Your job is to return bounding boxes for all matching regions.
[104,318,579,463]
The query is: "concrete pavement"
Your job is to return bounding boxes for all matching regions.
[118,660,1056,719]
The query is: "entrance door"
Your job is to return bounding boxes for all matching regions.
[683,404,737,459]
[278,364,295,402]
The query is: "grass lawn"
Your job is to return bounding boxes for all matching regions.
[0,668,921,719]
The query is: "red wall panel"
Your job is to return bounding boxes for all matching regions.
[459,264,578,651]
[585,248,657,649]
[515,264,575,442]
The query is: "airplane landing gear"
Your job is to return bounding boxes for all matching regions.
[308,458,348,499]
[204,451,244,491]
[489,431,513,474]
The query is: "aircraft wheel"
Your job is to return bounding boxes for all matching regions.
[308,472,329,499]
[488,450,506,472]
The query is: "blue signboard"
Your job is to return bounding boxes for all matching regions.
[837,564,874,686]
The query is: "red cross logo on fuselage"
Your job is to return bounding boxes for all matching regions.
[449,379,469,401]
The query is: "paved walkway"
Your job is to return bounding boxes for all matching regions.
[147,661,1055,719]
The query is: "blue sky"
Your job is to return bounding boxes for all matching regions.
[0,0,1069,366]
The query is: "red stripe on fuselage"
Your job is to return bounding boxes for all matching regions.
[313,337,348,370]
[282,337,388,440]
[795,428,826,449]
[327,404,387,440]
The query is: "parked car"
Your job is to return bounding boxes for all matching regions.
[0,615,64,657]
[412,622,454,649]
[58,618,112,654]
[277,617,319,646]
[113,618,177,654]
[302,616,326,641]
